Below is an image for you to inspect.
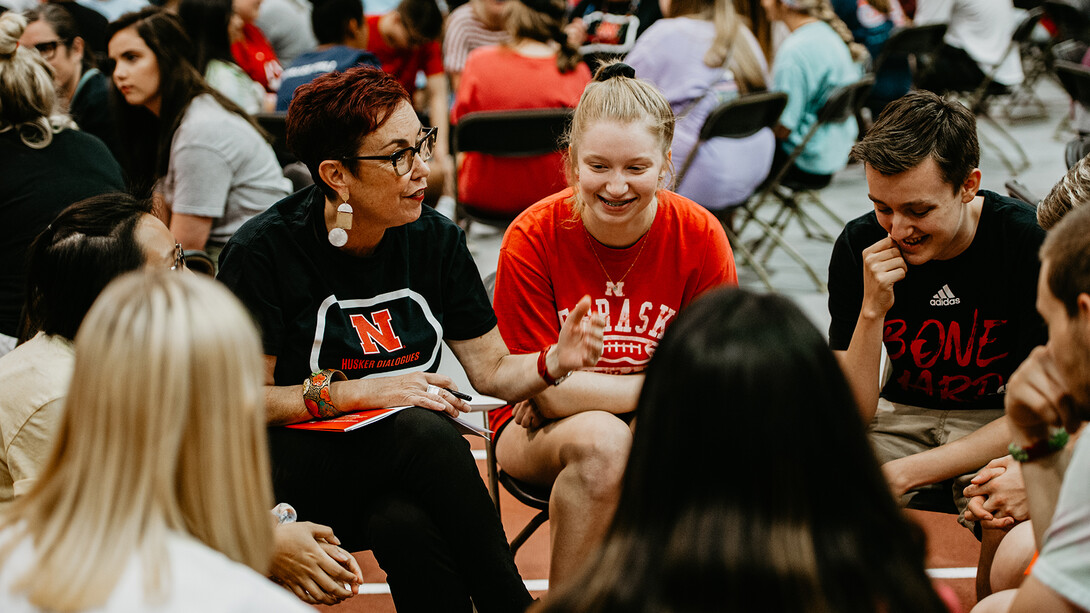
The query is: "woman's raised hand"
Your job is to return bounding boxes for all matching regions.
[554,295,606,373]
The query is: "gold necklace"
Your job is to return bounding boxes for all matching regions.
[583,225,651,298]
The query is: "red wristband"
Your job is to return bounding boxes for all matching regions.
[537,345,558,385]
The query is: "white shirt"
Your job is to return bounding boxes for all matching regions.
[0,529,310,613]
[914,0,1024,86]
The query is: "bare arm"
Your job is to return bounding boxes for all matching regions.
[447,297,605,403]
[1010,576,1083,613]
[882,415,1012,496]
[1003,346,1078,547]
[170,212,214,251]
[262,355,469,426]
[425,73,454,197]
[837,236,906,421]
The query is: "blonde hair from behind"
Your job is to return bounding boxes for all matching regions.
[1040,155,1090,230]
[779,0,868,63]
[0,271,273,612]
[504,0,582,73]
[668,0,766,92]
[0,11,74,148]
[565,61,676,208]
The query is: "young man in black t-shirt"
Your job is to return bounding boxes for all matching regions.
[827,91,1045,593]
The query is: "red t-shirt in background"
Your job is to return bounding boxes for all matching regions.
[451,46,590,216]
[231,22,283,92]
[365,14,443,96]
[489,188,737,433]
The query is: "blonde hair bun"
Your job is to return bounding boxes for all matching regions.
[0,12,28,59]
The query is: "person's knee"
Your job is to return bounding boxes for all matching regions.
[558,414,632,499]
[393,407,468,455]
[991,521,1036,592]
[971,588,1018,613]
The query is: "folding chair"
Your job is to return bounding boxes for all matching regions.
[871,23,948,86]
[253,111,295,166]
[1004,8,1052,118]
[1005,179,1040,206]
[743,76,875,293]
[960,7,1045,174]
[1054,61,1090,166]
[674,91,787,292]
[452,109,573,233]
[480,272,551,556]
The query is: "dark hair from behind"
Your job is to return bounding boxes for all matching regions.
[23,193,154,341]
[397,0,442,41]
[851,90,979,193]
[23,4,95,71]
[1042,202,1090,318]
[311,0,364,46]
[106,7,261,197]
[286,65,409,200]
[176,0,235,75]
[537,288,948,613]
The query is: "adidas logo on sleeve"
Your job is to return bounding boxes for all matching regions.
[930,284,961,306]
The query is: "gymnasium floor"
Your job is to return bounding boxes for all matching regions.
[312,75,1076,612]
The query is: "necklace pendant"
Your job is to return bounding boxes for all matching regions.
[606,281,625,297]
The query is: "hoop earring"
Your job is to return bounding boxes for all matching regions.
[328,193,353,247]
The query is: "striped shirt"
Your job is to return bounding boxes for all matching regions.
[442,3,510,73]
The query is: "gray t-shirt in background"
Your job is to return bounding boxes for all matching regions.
[162,94,291,247]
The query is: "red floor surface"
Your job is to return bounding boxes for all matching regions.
[315,437,983,613]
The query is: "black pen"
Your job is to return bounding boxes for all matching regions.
[444,387,473,401]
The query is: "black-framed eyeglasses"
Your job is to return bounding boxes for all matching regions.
[341,127,437,177]
[171,243,186,271]
[32,40,67,61]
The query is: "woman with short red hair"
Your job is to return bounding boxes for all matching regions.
[217,65,605,612]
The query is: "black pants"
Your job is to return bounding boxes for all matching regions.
[916,43,1009,98]
[268,408,532,613]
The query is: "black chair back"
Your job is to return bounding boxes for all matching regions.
[698,91,788,141]
[253,112,295,166]
[674,91,786,187]
[873,23,948,75]
[1055,60,1090,107]
[817,75,876,125]
[453,108,573,158]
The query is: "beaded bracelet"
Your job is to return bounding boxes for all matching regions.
[1009,429,1070,463]
[302,368,347,419]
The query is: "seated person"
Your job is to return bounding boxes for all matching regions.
[914,0,1023,96]
[365,0,452,202]
[108,9,291,256]
[0,193,364,606]
[230,0,283,92]
[971,205,1090,613]
[828,90,1045,593]
[444,0,509,93]
[276,0,380,111]
[256,0,317,66]
[0,272,311,612]
[537,288,955,613]
[0,11,124,356]
[217,66,605,612]
[451,0,590,217]
[491,62,737,587]
[762,0,865,186]
[831,0,911,113]
[20,4,117,152]
[626,0,774,213]
[178,0,267,115]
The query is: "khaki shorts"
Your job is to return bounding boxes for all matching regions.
[869,397,1004,534]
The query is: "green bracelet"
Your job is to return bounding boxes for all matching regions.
[1009,429,1070,463]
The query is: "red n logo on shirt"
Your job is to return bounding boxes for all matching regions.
[349,310,405,354]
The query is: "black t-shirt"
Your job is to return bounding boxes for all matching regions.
[828,190,1046,411]
[0,129,124,337]
[70,69,119,158]
[217,186,496,386]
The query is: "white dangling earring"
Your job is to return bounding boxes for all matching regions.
[328,193,353,247]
